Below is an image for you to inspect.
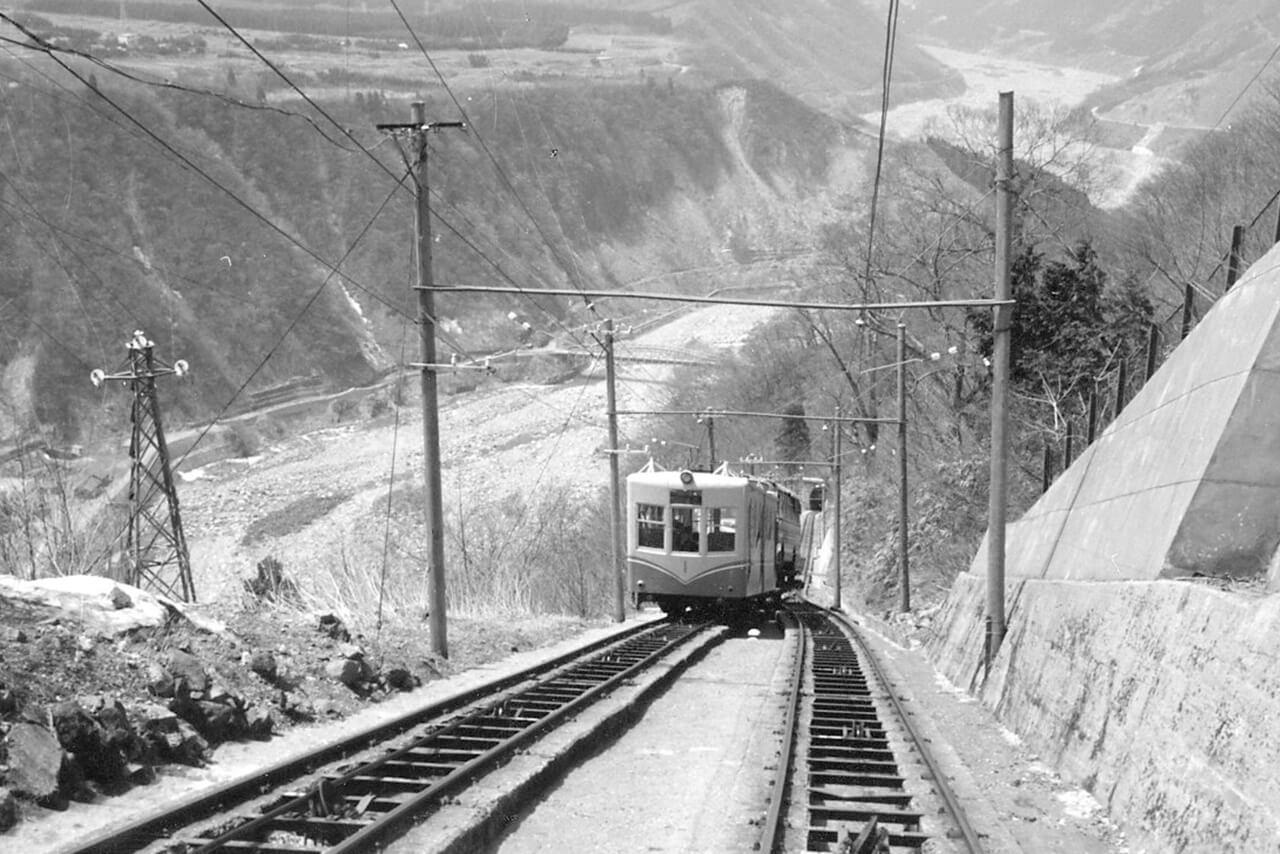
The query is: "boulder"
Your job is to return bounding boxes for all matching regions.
[324,657,367,688]
[51,700,125,784]
[126,763,156,785]
[246,650,278,681]
[84,695,143,760]
[193,700,241,742]
[134,702,180,736]
[5,722,64,801]
[244,706,274,740]
[133,702,180,766]
[51,700,102,756]
[318,613,351,642]
[164,719,208,766]
[146,662,175,698]
[166,649,211,698]
[337,642,365,660]
[0,787,16,831]
[57,751,91,802]
[383,666,418,693]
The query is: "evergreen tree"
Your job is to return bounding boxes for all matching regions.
[776,403,811,473]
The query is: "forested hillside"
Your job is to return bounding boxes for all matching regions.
[0,58,869,443]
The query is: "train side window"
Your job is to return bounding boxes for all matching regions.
[706,507,736,552]
[672,505,700,553]
[636,503,664,549]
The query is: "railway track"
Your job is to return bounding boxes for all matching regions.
[69,618,716,854]
[766,600,984,854]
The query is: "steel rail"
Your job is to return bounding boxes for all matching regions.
[760,607,805,853]
[328,623,707,853]
[828,607,985,853]
[179,621,709,853]
[69,617,667,854]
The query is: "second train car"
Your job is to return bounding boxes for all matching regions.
[626,465,803,615]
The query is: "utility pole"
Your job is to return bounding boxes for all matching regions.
[92,331,194,601]
[832,403,842,611]
[703,415,716,471]
[897,322,909,613]
[986,91,1013,668]
[378,103,463,658]
[605,319,625,622]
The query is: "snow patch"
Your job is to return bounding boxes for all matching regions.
[932,670,975,703]
[1057,788,1103,818]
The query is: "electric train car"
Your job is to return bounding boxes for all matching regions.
[626,465,804,614]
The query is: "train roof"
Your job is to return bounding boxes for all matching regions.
[627,468,746,489]
[627,465,800,498]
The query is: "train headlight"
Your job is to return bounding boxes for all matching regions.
[679,470,694,485]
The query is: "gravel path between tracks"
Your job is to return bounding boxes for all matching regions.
[492,622,791,853]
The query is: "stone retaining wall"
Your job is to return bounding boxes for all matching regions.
[929,573,1280,851]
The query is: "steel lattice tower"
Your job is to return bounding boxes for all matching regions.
[94,331,194,601]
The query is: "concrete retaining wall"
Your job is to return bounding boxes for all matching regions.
[931,574,1280,851]
[926,250,1280,849]
[969,249,1280,583]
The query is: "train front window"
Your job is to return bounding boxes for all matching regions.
[706,507,736,552]
[636,503,664,549]
[672,506,700,553]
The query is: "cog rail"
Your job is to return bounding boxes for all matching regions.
[71,619,706,854]
[765,601,984,854]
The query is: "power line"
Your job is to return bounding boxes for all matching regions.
[1213,39,1280,130]
[0,15,552,365]
[0,31,360,153]
[0,14,499,361]
[174,168,410,468]
[861,0,901,294]
[386,0,604,334]
[195,2,596,352]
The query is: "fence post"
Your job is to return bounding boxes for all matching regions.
[1087,383,1099,444]
[1181,283,1194,339]
[1042,443,1052,493]
[1116,354,1128,417]
[1146,323,1160,381]
[1064,420,1075,467]
[1225,225,1245,291]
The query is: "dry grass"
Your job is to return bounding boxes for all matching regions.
[283,478,615,629]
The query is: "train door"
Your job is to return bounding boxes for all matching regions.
[762,491,778,594]
[746,488,762,594]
